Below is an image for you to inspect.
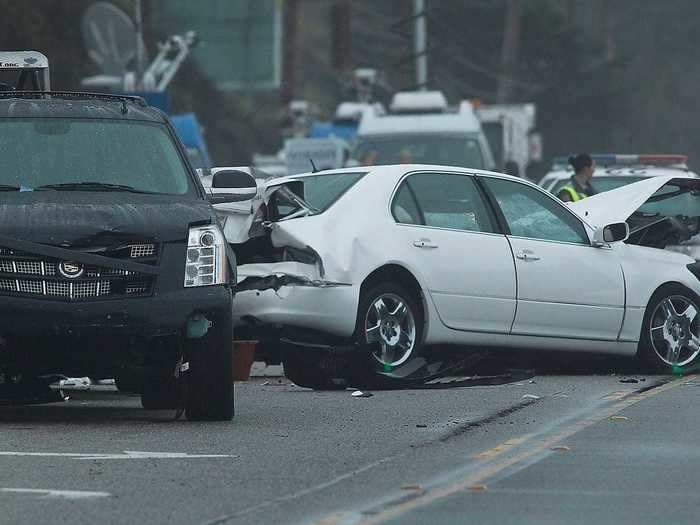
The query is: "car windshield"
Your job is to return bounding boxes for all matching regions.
[270,172,366,220]
[550,175,646,195]
[0,118,191,195]
[354,134,485,169]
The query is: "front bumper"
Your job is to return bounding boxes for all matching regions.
[233,284,359,339]
[0,286,233,337]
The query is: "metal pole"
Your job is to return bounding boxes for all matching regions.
[414,0,427,90]
[135,0,145,88]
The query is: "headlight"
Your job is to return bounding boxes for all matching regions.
[184,225,228,287]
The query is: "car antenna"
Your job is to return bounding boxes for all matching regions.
[309,158,319,173]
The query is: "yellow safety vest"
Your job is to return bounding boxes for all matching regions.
[559,184,588,202]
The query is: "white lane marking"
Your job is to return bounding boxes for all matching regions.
[1,488,111,500]
[0,450,237,460]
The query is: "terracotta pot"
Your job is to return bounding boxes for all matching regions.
[232,340,257,381]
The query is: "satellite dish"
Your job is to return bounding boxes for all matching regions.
[81,2,145,75]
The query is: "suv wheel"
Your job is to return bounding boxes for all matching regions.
[185,315,235,421]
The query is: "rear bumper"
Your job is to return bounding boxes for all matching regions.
[232,284,359,339]
[0,286,233,338]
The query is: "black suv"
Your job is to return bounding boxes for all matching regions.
[0,92,255,420]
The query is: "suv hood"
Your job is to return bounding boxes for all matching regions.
[0,192,213,247]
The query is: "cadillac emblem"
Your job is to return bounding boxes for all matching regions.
[58,261,85,279]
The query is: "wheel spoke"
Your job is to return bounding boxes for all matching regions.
[651,325,666,340]
[661,298,679,319]
[682,304,699,324]
[380,343,396,364]
[373,298,389,319]
[689,334,700,352]
[366,323,381,344]
[391,302,408,322]
[667,343,682,365]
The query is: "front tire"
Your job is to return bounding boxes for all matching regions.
[638,284,700,373]
[185,314,235,421]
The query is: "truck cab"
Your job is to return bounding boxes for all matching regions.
[354,91,495,170]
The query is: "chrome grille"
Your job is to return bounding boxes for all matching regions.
[130,244,156,258]
[45,281,70,297]
[0,248,154,301]
[14,260,42,275]
[18,280,43,294]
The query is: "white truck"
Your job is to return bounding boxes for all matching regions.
[476,103,540,177]
[354,90,495,171]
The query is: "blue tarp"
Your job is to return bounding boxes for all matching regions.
[309,121,358,141]
[170,113,212,169]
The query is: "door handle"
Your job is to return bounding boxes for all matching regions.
[515,250,540,261]
[413,239,438,249]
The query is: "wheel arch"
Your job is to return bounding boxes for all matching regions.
[359,264,430,338]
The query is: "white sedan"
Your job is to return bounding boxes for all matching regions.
[222,164,700,387]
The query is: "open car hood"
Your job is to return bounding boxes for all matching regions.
[568,176,693,227]
[570,175,700,254]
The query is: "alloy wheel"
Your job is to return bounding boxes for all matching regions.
[364,293,416,368]
[650,295,700,367]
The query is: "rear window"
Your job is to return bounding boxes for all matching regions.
[270,172,366,219]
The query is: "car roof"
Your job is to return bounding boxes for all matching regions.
[0,91,165,122]
[265,163,526,187]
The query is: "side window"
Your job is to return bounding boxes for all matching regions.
[483,177,589,244]
[392,172,496,233]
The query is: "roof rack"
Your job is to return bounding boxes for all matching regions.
[0,91,148,107]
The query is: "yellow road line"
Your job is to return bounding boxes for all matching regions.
[313,374,693,525]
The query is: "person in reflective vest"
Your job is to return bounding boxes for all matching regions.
[558,153,596,202]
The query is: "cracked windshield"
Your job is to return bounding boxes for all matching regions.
[0,2,699,525]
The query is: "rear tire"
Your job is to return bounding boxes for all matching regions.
[282,347,346,390]
[638,284,700,373]
[352,280,424,381]
[185,313,235,421]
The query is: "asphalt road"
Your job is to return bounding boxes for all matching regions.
[0,355,697,525]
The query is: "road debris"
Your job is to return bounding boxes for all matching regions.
[610,415,630,421]
[522,394,541,400]
[468,484,488,491]
[619,378,640,384]
[351,390,373,398]
[551,445,571,452]
[416,424,428,428]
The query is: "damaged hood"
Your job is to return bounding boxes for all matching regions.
[569,175,700,227]
[0,192,214,247]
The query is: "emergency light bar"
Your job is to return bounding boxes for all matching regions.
[552,154,688,169]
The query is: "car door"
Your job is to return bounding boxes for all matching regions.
[481,175,625,340]
[391,171,517,334]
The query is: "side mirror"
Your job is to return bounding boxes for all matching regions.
[208,169,258,204]
[592,222,629,246]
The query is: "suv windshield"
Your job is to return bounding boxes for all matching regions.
[269,172,366,220]
[0,118,191,195]
[355,134,485,169]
